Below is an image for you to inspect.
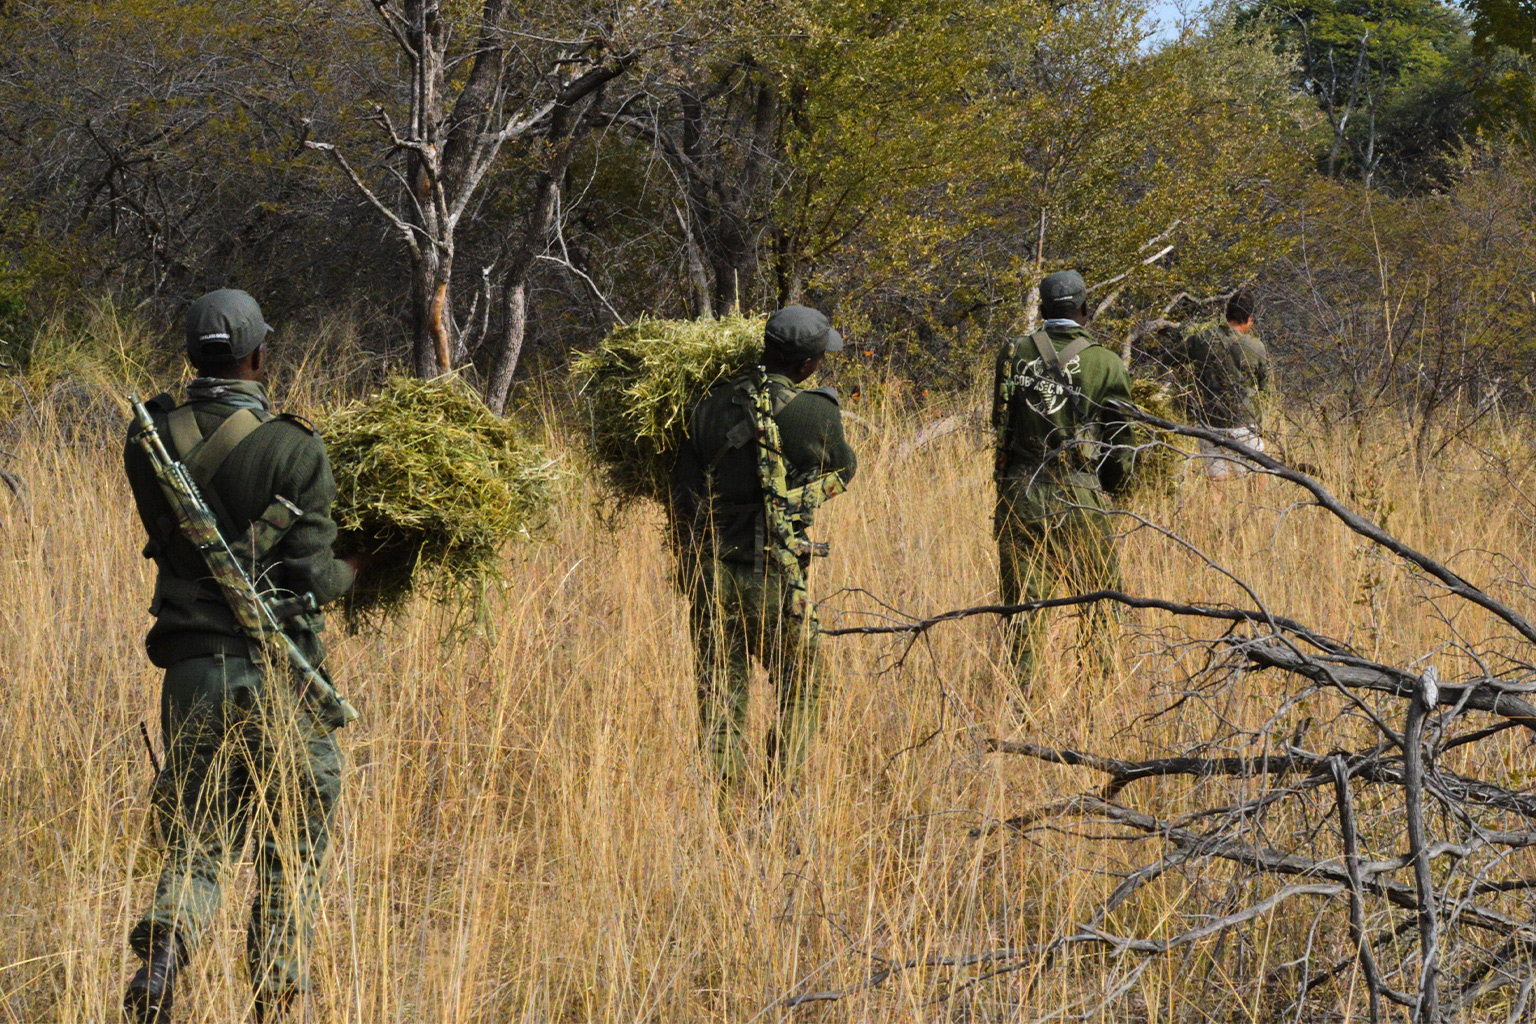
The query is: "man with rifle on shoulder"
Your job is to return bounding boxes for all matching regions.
[671,305,857,798]
[121,289,387,1023]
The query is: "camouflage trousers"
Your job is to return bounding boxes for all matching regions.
[684,558,821,788]
[131,652,342,998]
[995,478,1122,691]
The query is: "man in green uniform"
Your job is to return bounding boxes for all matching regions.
[671,305,857,791]
[1173,290,1270,484]
[122,289,375,1023]
[992,270,1136,693]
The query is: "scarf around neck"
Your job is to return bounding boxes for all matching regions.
[185,378,270,411]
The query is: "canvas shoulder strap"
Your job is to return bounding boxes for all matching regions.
[1057,336,1093,365]
[1030,329,1060,374]
[1032,331,1095,415]
[185,408,270,486]
[1031,330,1094,375]
[167,405,203,461]
[167,406,274,488]
[707,375,797,473]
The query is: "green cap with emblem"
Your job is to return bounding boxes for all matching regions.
[1039,270,1087,318]
[764,304,844,362]
[185,288,272,364]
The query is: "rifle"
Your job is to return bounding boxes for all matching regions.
[744,369,844,620]
[129,396,359,727]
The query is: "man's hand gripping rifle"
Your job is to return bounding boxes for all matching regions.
[130,396,359,727]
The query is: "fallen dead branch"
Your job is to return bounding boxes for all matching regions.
[805,419,1536,1020]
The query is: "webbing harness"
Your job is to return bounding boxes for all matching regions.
[168,405,273,488]
[145,400,309,619]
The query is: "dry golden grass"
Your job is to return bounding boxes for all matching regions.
[2,362,1535,1022]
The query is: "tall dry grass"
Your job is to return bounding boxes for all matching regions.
[2,349,1535,1022]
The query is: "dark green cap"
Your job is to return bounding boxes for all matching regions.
[764,304,844,362]
[1039,270,1087,316]
[185,289,271,363]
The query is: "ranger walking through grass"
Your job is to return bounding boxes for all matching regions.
[671,305,857,791]
[993,270,1136,693]
[1170,289,1270,485]
[122,290,380,1024]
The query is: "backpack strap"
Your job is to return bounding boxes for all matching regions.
[708,388,757,473]
[166,405,204,462]
[706,375,796,473]
[1057,336,1094,366]
[180,407,274,488]
[1031,331,1095,415]
[1031,331,1094,378]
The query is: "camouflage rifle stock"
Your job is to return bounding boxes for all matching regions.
[745,369,845,620]
[129,396,360,726]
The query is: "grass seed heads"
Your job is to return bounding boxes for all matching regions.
[571,315,765,505]
[321,375,557,618]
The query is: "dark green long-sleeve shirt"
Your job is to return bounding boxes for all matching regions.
[124,380,354,667]
[992,323,1136,494]
[671,372,857,566]
[1173,321,1270,429]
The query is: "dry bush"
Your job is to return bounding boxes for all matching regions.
[1,370,1535,1021]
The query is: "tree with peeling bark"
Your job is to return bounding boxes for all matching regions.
[307,0,649,407]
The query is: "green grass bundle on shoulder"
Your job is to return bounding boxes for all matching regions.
[322,375,558,619]
[571,315,764,505]
[1127,374,1193,497]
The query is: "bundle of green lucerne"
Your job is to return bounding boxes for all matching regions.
[1126,374,1195,496]
[571,314,765,506]
[322,375,558,619]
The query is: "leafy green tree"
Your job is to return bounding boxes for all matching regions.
[1465,0,1536,56]
[1242,0,1484,188]
[809,3,1309,371]
[611,0,1035,319]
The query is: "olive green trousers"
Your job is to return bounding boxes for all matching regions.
[685,558,821,788]
[130,652,342,998]
[995,478,1121,690]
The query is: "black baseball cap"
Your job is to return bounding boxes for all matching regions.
[1039,270,1087,316]
[185,289,272,363]
[764,304,844,362]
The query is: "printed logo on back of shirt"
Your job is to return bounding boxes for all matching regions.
[1013,355,1082,416]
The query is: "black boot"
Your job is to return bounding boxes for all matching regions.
[123,931,181,1024]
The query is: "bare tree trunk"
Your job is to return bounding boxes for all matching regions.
[674,202,712,319]
[484,280,526,415]
[409,248,454,378]
[312,0,635,386]
[479,64,633,412]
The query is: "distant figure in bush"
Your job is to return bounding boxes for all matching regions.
[671,305,857,792]
[992,270,1136,694]
[1173,290,1271,484]
[122,289,378,1023]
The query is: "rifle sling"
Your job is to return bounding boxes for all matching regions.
[167,405,203,462]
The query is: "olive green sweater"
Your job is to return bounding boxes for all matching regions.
[124,380,354,667]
